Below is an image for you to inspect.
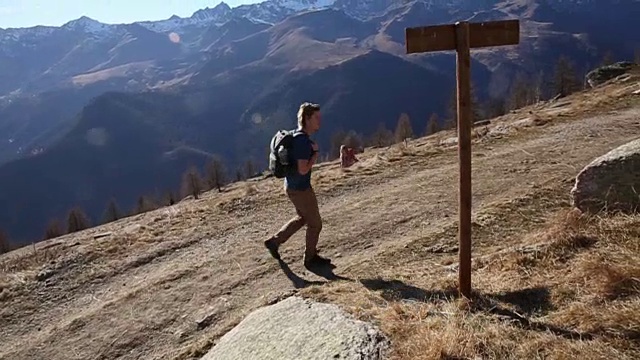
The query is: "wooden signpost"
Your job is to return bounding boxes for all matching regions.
[405,19,520,298]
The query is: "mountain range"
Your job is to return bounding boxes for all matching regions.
[0,0,638,245]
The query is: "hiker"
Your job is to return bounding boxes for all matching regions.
[264,102,332,268]
[340,145,359,168]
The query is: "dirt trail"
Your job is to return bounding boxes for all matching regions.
[1,98,639,359]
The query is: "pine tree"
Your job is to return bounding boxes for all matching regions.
[67,208,91,234]
[181,165,204,199]
[205,156,226,192]
[394,113,414,143]
[103,198,121,223]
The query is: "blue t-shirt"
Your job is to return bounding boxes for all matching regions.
[285,131,313,190]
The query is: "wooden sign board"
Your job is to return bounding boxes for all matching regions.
[405,19,520,299]
[406,19,520,53]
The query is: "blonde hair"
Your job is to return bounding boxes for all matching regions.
[297,102,321,129]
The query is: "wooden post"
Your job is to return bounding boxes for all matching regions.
[405,19,520,299]
[455,21,472,298]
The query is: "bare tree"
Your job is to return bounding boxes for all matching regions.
[426,113,439,135]
[181,165,204,199]
[508,72,535,111]
[103,198,121,223]
[447,81,482,126]
[235,168,244,182]
[600,50,615,66]
[368,123,394,148]
[243,158,256,180]
[67,207,91,234]
[343,130,364,151]
[163,191,176,206]
[0,229,10,254]
[205,156,226,192]
[553,55,581,98]
[532,70,547,102]
[394,113,414,143]
[133,195,157,215]
[484,97,507,119]
[44,219,65,240]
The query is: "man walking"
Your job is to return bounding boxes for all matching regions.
[264,102,331,268]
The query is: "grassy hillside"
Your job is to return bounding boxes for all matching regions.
[0,68,639,359]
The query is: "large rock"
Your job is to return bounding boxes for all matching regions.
[571,138,640,213]
[585,62,636,88]
[202,296,389,360]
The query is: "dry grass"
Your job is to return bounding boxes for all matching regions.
[303,193,640,360]
[1,70,639,360]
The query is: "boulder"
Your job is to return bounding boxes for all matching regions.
[202,296,389,360]
[571,138,640,213]
[585,62,636,88]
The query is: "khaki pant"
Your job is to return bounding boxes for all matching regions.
[272,187,322,259]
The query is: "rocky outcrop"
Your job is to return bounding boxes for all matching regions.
[585,62,636,88]
[571,138,640,213]
[202,296,389,360]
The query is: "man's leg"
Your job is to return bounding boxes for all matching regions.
[299,188,322,260]
[291,188,330,267]
[272,210,305,246]
[264,191,306,259]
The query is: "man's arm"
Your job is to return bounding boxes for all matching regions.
[295,139,318,175]
[297,151,318,175]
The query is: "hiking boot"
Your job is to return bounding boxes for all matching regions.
[264,238,281,260]
[303,254,332,268]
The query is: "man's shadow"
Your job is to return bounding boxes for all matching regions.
[278,259,352,289]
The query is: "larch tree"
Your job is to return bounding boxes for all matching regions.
[44,219,65,240]
[0,229,10,254]
[394,113,414,144]
[206,156,227,192]
[553,55,581,98]
[243,158,256,180]
[368,123,394,148]
[426,113,439,135]
[67,207,91,234]
[181,165,205,199]
[103,198,121,223]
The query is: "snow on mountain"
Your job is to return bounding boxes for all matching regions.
[0,0,339,39]
[139,2,233,32]
[62,16,114,33]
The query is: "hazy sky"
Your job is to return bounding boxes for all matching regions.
[0,0,262,29]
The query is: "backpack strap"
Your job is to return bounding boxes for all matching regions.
[291,129,306,138]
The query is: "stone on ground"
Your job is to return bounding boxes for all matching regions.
[585,61,636,88]
[571,138,640,213]
[202,296,389,360]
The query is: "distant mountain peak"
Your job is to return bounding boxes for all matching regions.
[268,0,337,11]
[62,15,113,34]
[191,2,233,20]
